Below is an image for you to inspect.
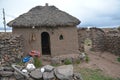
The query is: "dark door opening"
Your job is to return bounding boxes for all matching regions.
[41,32,51,55]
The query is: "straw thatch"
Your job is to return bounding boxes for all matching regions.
[7,4,80,27]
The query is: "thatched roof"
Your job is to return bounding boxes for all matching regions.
[7,4,80,28]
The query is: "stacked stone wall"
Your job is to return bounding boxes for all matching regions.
[90,28,105,51]
[78,28,105,52]
[105,32,120,56]
[78,28,120,56]
[0,33,24,66]
[78,28,88,52]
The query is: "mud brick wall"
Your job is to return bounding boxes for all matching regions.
[105,33,120,56]
[0,33,24,66]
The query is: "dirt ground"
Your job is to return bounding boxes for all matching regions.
[78,45,120,78]
[42,45,120,78]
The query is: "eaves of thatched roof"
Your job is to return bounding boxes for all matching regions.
[7,4,80,28]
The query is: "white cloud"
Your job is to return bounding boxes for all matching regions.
[0,0,120,28]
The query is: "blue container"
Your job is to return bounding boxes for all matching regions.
[22,56,31,63]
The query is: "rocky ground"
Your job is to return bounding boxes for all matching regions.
[0,64,83,80]
[0,40,120,79]
[42,45,120,78]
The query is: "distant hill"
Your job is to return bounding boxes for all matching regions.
[0,27,12,30]
[0,27,12,32]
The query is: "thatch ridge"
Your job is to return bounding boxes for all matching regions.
[7,5,80,27]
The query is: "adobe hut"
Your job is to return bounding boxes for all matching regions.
[7,4,80,56]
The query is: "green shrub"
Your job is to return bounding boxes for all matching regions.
[84,38,92,46]
[64,59,72,65]
[76,59,81,64]
[85,55,89,63]
[34,57,42,68]
[117,57,120,62]
[17,60,24,66]
[51,63,59,67]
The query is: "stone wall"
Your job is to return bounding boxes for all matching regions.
[78,27,120,56]
[105,31,120,55]
[78,28,89,52]
[0,33,24,66]
[78,27,105,52]
[90,28,105,51]
[0,65,83,80]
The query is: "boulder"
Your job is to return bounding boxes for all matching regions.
[54,65,73,80]
[0,77,9,80]
[14,71,25,80]
[2,67,14,71]
[0,71,13,77]
[0,67,4,71]
[73,73,83,80]
[43,71,55,80]
[12,64,29,78]
[30,69,43,79]
[43,65,54,72]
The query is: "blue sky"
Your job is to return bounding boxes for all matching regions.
[0,0,120,29]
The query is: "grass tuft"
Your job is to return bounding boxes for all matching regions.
[117,57,120,62]
[34,57,42,68]
[64,59,72,65]
[79,68,118,80]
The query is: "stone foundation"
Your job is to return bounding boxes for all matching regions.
[0,65,83,80]
[51,53,85,65]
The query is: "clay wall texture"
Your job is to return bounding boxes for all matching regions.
[12,26,79,56]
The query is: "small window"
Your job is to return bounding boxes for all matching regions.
[59,35,64,40]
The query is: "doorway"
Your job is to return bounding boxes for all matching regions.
[84,38,92,52]
[41,32,51,55]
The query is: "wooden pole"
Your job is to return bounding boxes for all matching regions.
[3,8,6,32]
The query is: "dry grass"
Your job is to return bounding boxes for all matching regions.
[74,65,120,80]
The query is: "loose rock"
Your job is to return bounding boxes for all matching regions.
[0,71,13,77]
[30,69,43,79]
[43,71,55,80]
[73,73,83,80]
[43,65,54,72]
[54,65,73,80]
[14,71,25,80]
